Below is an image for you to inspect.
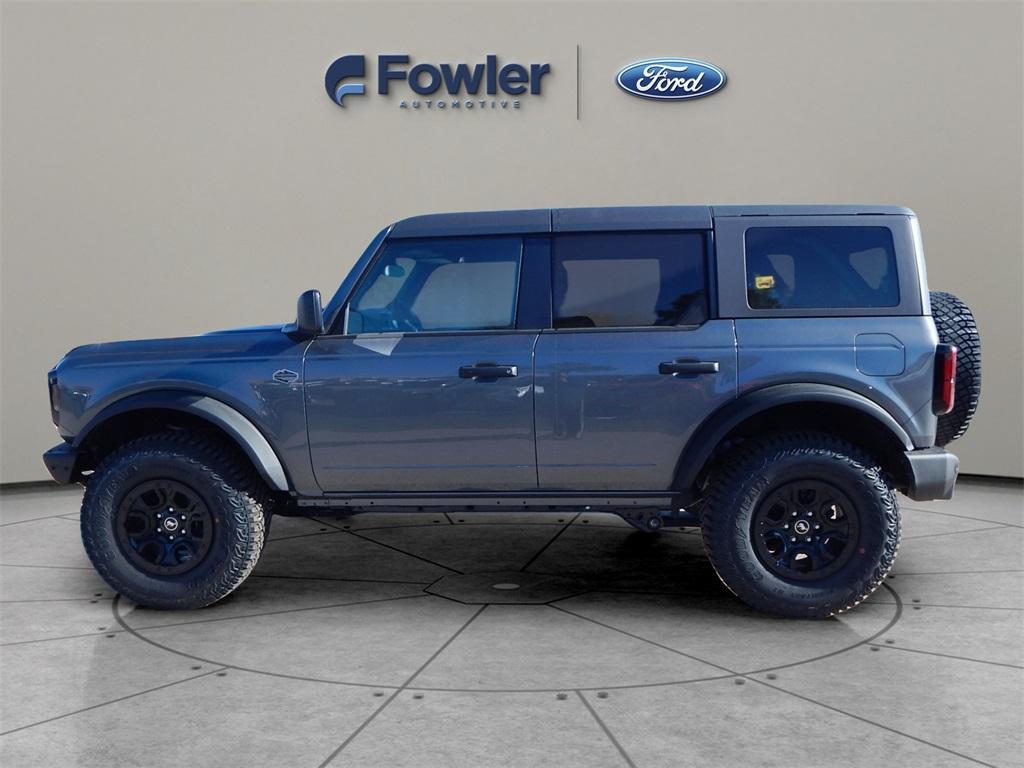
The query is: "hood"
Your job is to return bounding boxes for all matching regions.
[55,325,296,372]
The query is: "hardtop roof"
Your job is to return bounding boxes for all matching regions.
[389,205,916,238]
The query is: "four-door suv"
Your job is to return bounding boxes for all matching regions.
[43,205,981,618]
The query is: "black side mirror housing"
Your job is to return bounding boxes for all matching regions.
[284,289,324,339]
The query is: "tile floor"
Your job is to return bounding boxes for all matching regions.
[0,479,1021,767]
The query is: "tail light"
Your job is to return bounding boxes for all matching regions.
[48,374,61,425]
[933,344,957,415]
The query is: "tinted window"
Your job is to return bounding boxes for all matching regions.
[552,232,707,328]
[347,237,522,333]
[745,227,899,309]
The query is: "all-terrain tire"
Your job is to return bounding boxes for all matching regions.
[701,431,900,619]
[930,291,981,446]
[81,431,267,610]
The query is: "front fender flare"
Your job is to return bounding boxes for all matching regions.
[674,383,914,500]
[74,391,290,491]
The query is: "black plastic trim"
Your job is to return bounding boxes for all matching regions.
[904,447,959,500]
[73,391,291,491]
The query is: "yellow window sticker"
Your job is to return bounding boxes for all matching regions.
[754,275,775,290]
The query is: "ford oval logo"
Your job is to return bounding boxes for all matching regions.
[616,57,726,101]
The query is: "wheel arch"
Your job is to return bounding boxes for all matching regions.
[72,391,291,492]
[674,384,914,502]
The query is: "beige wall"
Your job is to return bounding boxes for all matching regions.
[2,0,1022,482]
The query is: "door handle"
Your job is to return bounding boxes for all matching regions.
[659,360,720,376]
[459,363,519,379]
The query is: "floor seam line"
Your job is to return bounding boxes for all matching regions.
[315,605,488,768]
[0,513,81,528]
[749,678,1001,768]
[126,593,431,633]
[902,525,1011,540]
[868,643,1023,670]
[519,512,580,572]
[343,529,465,574]
[575,690,638,768]
[0,666,227,737]
[901,505,1024,529]
[550,604,737,675]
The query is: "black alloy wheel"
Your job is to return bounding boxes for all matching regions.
[115,479,215,576]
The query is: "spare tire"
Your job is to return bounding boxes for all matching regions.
[930,291,981,445]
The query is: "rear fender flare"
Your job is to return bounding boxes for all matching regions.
[674,383,914,500]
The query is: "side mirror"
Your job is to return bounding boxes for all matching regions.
[284,289,324,339]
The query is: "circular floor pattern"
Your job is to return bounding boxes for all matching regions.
[114,514,901,692]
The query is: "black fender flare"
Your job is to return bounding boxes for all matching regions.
[673,383,914,498]
[74,391,291,491]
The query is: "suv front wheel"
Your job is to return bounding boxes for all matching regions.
[80,431,267,610]
[701,431,900,618]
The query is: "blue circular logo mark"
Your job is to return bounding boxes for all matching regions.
[616,57,726,101]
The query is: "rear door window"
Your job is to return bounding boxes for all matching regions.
[745,227,899,309]
[552,232,708,328]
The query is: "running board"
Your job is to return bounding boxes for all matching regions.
[296,491,677,510]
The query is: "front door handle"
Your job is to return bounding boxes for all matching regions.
[659,360,720,376]
[459,363,519,379]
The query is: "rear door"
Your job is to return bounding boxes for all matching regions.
[534,230,737,490]
[304,235,541,493]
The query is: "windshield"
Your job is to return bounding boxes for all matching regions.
[322,226,390,331]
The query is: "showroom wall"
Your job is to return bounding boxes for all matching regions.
[1,0,1021,482]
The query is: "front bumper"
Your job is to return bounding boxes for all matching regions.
[43,443,79,485]
[904,447,959,500]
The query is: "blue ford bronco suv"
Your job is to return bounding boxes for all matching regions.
[44,206,981,618]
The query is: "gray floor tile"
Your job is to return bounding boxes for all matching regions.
[554,590,896,672]
[0,598,117,645]
[118,576,427,630]
[770,644,1024,768]
[129,595,480,686]
[580,678,983,768]
[0,564,109,602]
[355,523,565,573]
[0,487,82,527]
[866,570,1024,610]
[410,604,727,691]
[252,528,451,583]
[0,632,211,733]
[332,690,625,768]
[902,479,1023,527]
[900,505,1013,539]
[0,670,381,768]
[0,517,90,569]
[893,526,1024,575]
[873,604,1023,667]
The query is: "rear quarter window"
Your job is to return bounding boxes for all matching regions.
[745,227,899,310]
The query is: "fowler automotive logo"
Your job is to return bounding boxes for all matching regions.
[325,54,551,111]
[616,57,726,101]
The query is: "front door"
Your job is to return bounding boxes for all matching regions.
[304,235,537,493]
[534,230,737,490]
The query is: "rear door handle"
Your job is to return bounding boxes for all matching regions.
[659,360,720,376]
[459,363,519,379]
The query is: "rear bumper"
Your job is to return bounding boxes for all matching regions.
[42,443,79,485]
[904,447,959,501]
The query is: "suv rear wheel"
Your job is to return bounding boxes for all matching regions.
[701,431,899,618]
[81,431,267,610]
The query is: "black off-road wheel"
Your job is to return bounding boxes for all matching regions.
[81,431,267,610]
[701,432,900,619]
[930,291,981,446]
